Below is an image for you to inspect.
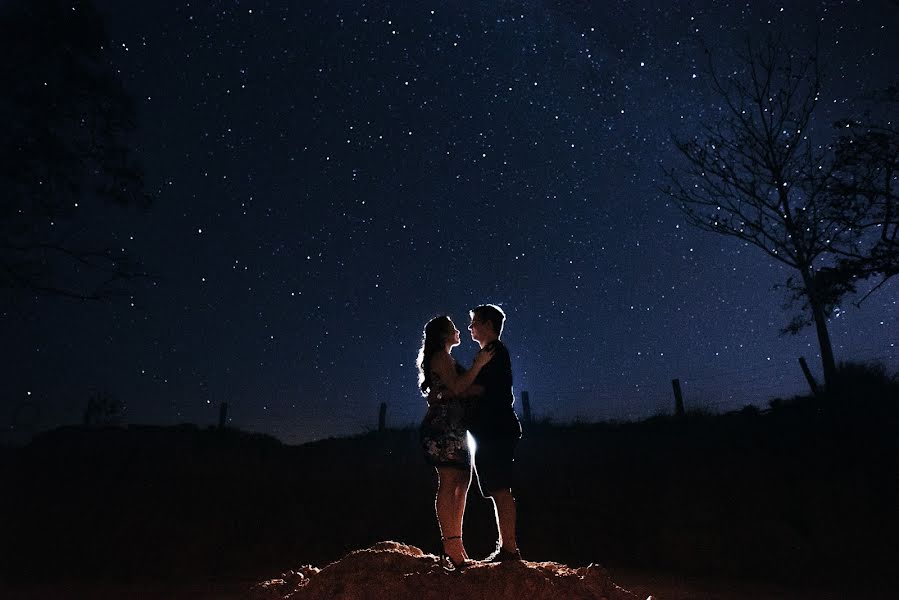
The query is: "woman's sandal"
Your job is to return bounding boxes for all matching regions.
[440,536,471,571]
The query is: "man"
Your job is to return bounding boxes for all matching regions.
[467,304,523,561]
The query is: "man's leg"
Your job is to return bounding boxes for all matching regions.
[490,487,518,552]
[477,436,520,558]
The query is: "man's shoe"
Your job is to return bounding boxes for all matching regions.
[492,547,522,562]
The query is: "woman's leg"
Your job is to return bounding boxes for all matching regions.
[452,465,472,559]
[435,466,453,539]
[436,466,470,563]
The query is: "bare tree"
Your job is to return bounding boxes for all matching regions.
[0,0,150,302]
[662,37,852,389]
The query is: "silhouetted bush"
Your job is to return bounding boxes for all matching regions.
[830,360,899,398]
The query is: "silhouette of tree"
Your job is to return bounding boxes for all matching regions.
[0,0,149,301]
[663,37,855,390]
[82,389,124,427]
[826,86,899,303]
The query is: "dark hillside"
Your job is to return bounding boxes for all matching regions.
[2,384,897,587]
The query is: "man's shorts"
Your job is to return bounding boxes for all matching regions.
[472,434,518,498]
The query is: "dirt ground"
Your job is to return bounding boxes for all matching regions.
[0,580,254,600]
[1,571,893,600]
[610,568,895,600]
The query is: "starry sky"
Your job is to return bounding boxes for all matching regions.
[4,0,897,445]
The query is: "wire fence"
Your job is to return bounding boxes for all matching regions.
[4,346,895,446]
[517,346,899,425]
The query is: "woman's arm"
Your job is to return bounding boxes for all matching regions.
[431,349,494,397]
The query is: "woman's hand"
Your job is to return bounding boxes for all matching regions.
[426,389,444,406]
[472,346,495,370]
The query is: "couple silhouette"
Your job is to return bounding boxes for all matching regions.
[417,304,522,570]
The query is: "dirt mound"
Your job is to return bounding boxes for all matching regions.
[251,541,652,600]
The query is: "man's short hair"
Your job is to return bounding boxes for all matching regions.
[470,304,506,338]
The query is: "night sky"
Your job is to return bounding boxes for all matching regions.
[4,0,897,445]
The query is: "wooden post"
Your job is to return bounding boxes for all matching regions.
[672,379,685,417]
[378,402,387,432]
[218,402,229,428]
[521,391,532,426]
[798,357,820,396]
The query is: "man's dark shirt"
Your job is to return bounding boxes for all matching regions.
[469,340,522,440]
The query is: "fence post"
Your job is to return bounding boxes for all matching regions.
[378,402,387,432]
[521,391,532,426]
[798,357,820,396]
[671,379,685,417]
[218,402,229,428]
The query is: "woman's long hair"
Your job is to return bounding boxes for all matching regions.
[416,315,453,396]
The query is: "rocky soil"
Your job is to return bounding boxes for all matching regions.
[252,541,653,600]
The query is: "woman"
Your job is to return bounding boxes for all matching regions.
[417,315,494,570]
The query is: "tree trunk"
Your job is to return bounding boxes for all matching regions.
[802,268,838,390]
[809,298,837,390]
